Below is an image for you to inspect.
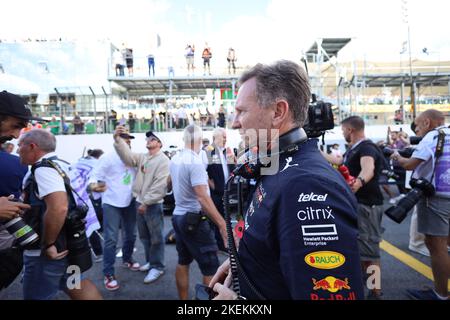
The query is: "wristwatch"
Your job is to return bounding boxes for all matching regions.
[357,176,366,186]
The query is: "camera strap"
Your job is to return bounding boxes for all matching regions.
[32,157,89,209]
[430,129,446,184]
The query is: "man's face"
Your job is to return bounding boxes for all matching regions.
[390,132,399,141]
[0,116,28,143]
[214,133,227,148]
[414,115,431,137]
[146,137,161,151]
[17,139,36,165]
[232,78,273,148]
[341,124,352,143]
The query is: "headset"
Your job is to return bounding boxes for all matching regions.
[232,127,309,180]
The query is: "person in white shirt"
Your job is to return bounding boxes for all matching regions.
[168,124,227,300]
[90,130,139,291]
[391,109,450,300]
[18,129,101,300]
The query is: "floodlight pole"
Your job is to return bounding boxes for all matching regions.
[54,88,63,133]
[407,25,416,120]
[101,86,109,134]
[89,86,97,131]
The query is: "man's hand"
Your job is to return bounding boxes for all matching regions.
[137,203,147,215]
[43,244,69,260]
[0,196,31,220]
[209,259,230,289]
[350,178,363,193]
[114,125,127,140]
[89,182,107,193]
[212,282,238,300]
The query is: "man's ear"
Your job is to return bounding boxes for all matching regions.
[272,100,290,128]
[423,118,431,130]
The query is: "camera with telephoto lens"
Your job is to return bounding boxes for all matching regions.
[385,177,435,224]
[1,199,39,248]
[65,204,92,272]
[383,146,415,159]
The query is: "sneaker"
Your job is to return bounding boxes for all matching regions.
[406,288,447,300]
[123,261,140,271]
[139,263,151,272]
[104,275,119,291]
[144,268,165,284]
[389,198,397,205]
[116,249,123,258]
[408,245,430,257]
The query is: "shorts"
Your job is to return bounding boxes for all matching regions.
[357,204,383,261]
[126,58,133,68]
[416,196,450,236]
[186,56,194,65]
[22,255,80,300]
[172,214,219,276]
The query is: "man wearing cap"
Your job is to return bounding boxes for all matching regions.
[0,91,41,220]
[90,128,139,291]
[113,126,170,284]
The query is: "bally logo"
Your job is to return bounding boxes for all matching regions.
[298,192,328,202]
[305,251,345,269]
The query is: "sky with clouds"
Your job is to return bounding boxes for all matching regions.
[1,0,449,67]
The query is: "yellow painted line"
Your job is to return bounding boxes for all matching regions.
[380,239,450,291]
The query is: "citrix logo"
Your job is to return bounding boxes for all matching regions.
[297,206,335,221]
[298,192,328,202]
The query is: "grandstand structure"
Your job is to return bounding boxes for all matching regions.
[1,38,450,131]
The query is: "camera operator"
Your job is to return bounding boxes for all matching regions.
[210,61,364,300]
[390,109,450,300]
[169,124,227,300]
[341,116,385,299]
[17,129,101,300]
[0,91,35,219]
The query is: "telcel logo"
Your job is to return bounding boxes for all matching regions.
[305,251,345,269]
[298,192,328,202]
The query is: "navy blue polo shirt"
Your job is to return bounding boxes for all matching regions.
[237,139,364,300]
[0,151,28,198]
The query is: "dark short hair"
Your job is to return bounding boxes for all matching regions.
[239,60,311,127]
[341,116,365,131]
[87,149,104,159]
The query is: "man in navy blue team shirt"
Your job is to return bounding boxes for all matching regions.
[210,61,364,300]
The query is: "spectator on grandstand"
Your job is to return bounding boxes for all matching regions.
[217,105,226,128]
[227,48,236,74]
[73,113,84,134]
[128,112,136,133]
[202,44,212,76]
[113,48,125,76]
[185,44,195,76]
[122,45,134,77]
[147,54,155,77]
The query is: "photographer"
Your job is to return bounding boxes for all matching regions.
[17,129,101,300]
[0,91,35,220]
[210,61,364,300]
[390,109,450,300]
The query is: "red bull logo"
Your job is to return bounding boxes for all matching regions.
[312,276,351,293]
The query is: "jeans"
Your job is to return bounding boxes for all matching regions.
[137,202,165,270]
[102,199,137,277]
[23,255,69,300]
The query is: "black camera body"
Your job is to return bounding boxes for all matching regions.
[385,177,435,224]
[304,99,335,138]
[65,204,92,272]
[383,146,415,159]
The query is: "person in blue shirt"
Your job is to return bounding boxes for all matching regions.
[210,60,364,300]
[0,149,28,199]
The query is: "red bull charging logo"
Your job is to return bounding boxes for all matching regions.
[312,276,351,293]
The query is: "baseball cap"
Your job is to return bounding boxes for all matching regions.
[145,131,161,142]
[0,91,45,121]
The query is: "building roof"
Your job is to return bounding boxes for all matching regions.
[108,75,239,96]
[306,38,352,61]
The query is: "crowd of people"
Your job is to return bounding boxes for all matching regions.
[0,59,449,301]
